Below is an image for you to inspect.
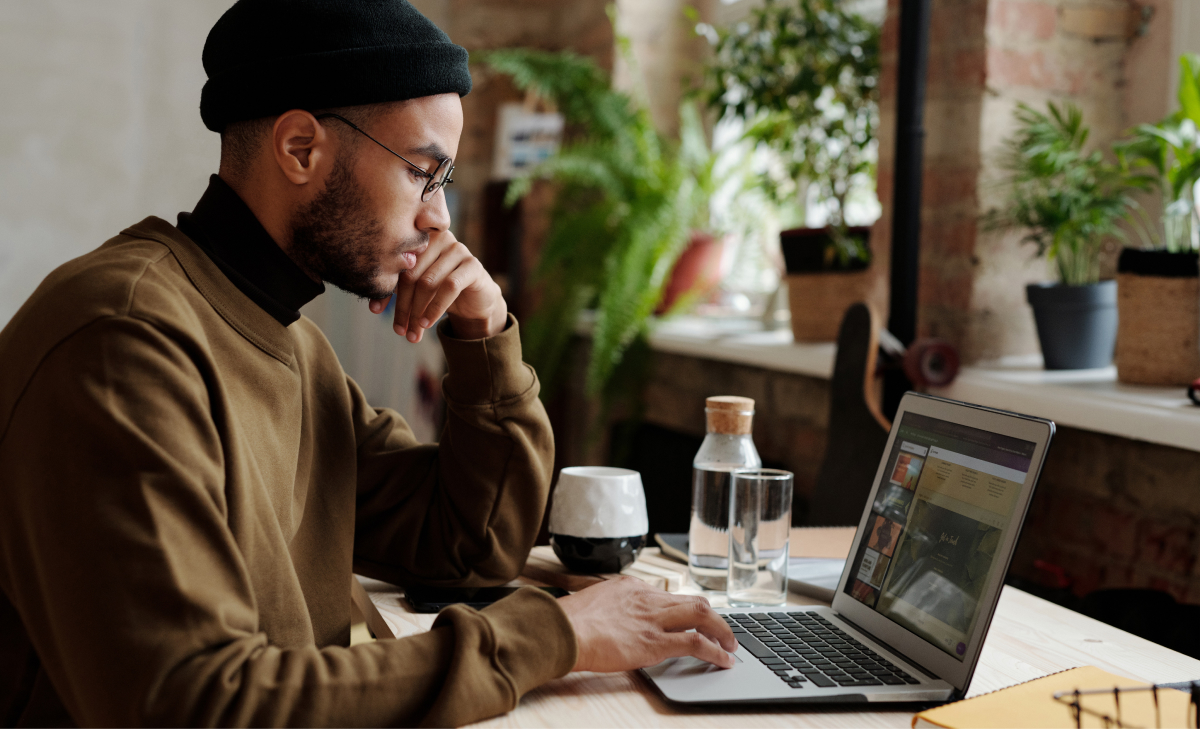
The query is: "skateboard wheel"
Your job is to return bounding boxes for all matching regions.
[902,339,959,388]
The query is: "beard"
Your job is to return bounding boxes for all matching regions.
[289,155,428,301]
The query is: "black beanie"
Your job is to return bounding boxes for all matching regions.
[200,0,472,132]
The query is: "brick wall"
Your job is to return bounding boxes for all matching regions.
[558,342,832,522]
[871,0,1172,363]
[1011,426,1200,604]
[409,0,614,258]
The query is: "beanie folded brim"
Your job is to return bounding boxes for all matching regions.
[200,42,471,132]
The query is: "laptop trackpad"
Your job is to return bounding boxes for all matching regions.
[663,653,743,676]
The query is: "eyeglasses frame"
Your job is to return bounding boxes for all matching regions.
[314,112,454,203]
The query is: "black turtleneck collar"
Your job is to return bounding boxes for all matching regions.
[177,175,325,326]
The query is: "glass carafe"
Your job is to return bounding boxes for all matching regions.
[688,396,760,591]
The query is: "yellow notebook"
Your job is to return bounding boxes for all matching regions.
[912,665,1196,728]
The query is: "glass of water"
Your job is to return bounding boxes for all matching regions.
[727,468,793,607]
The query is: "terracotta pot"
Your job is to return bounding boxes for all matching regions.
[657,231,727,314]
[1115,248,1200,385]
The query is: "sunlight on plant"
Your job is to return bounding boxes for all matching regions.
[692,0,880,232]
[478,47,718,408]
[990,102,1146,286]
[1115,54,1200,252]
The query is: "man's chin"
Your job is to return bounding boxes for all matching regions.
[321,270,398,302]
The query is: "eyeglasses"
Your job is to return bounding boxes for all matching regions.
[314,113,454,203]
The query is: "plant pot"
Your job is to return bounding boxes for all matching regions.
[657,230,727,314]
[1114,248,1200,386]
[781,226,876,342]
[1026,281,1117,370]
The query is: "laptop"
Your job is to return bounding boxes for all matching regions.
[642,392,1055,704]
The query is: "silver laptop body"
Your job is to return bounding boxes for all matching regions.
[643,392,1055,705]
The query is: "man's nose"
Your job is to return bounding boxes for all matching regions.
[416,188,451,232]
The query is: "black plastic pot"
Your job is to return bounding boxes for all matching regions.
[1117,248,1199,277]
[779,226,871,273]
[1026,281,1117,370]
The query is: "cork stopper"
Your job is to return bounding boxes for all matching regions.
[705,396,755,435]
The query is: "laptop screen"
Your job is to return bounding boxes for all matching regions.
[842,412,1037,661]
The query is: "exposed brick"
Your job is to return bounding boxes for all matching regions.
[769,373,829,426]
[921,167,980,208]
[990,0,1057,41]
[880,0,900,56]
[929,0,989,49]
[1059,4,1133,40]
[921,218,980,258]
[1136,520,1196,577]
[987,47,1087,94]
[1091,504,1139,560]
[1148,577,1191,605]
[919,266,975,309]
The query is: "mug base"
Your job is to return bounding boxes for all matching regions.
[550,534,645,574]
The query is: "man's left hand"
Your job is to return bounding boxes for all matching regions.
[368,232,507,342]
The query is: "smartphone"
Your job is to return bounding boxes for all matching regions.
[404,585,568,613]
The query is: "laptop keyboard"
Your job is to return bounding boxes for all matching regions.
[722,612,922,689]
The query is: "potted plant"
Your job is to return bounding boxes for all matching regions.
[694,0,881,341]
[479,48,716,411]
[992,102,1141,370]
[1112,54,1200,386]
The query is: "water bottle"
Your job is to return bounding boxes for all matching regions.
[688,396,761,591]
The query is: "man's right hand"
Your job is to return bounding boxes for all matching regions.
[556,576,738,672]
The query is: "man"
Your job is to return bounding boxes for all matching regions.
[0,0,735,726]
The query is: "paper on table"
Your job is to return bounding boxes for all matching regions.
[788,557,846,602]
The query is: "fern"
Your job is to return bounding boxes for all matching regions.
[477,48,715,404]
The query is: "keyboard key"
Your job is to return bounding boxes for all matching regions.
[808,675,835,688]
[880,675,905,685]
[750,613,770,621]
[735,633,775,659]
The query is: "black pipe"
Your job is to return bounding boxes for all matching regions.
[884,0,932,418]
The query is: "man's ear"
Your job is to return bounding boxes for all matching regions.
[272,110,334,185]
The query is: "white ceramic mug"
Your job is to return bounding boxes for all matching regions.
[549,467,648,573]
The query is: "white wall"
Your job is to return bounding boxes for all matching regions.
[1171,0,1200,113]
[0,0,228,327]
[0,0,444,437]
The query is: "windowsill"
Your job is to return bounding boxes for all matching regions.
[579,314,1200,453]
[645,315,835,379]
[931,355,1200,454]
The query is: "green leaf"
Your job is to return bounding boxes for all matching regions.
[1180,54,1200,126]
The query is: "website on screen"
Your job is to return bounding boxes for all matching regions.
[844,413,1036,660]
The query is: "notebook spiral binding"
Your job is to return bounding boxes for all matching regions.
[1052,681,1200,728]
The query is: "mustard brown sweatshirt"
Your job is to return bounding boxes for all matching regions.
[0,212,574,726]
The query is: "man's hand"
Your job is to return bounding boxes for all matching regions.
[557,577,738,672]
[368,231,507,342]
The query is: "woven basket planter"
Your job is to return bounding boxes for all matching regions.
[1115,249,1200,386]
[781,226,876,343]
[787,270,878,342]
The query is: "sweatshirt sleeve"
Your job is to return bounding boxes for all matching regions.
[350,314,556,588]
[0,315,574,728]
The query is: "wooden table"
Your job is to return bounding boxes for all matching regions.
[359,529,1200,728]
